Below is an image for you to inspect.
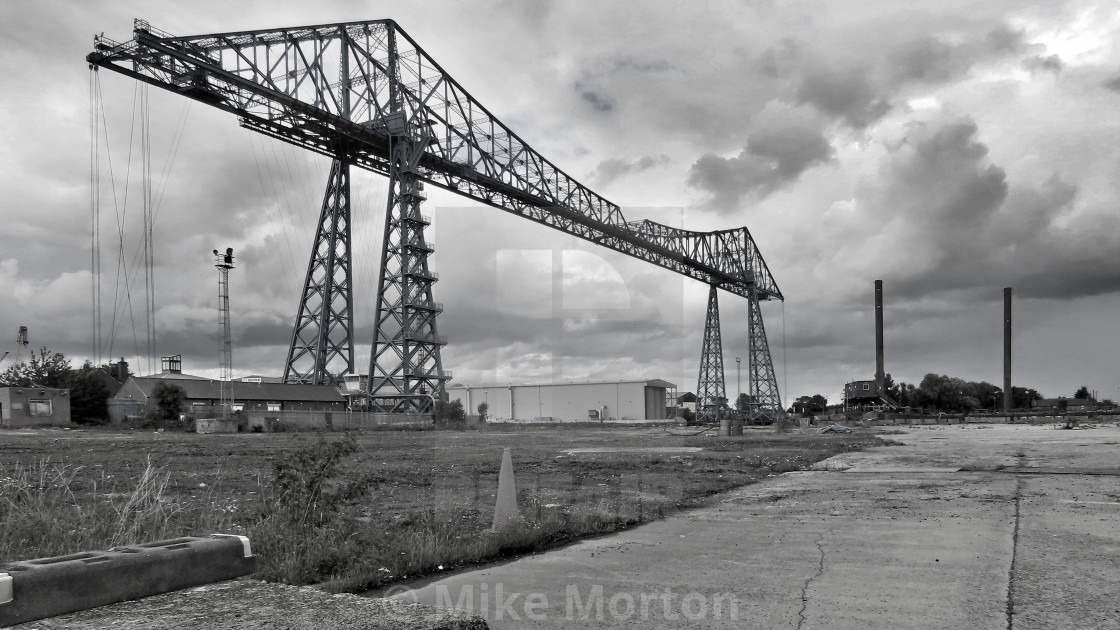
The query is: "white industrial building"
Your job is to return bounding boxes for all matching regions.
[448,379,676,423]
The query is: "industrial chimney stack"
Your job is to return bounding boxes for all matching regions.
[875,280,885,397]
[1003,287,1012,412]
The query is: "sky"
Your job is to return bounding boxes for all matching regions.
[1,0,1117,407]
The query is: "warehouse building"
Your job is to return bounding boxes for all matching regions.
[448,379,675,423]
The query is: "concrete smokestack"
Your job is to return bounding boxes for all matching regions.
[875,280,884,397]
[1003,287,1012,412]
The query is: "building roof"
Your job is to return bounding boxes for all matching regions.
[144,371,210,381]
[449,378,676,389]
[123,377,345,403]
[238,375,285,384]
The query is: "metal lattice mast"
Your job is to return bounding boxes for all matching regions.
[283,157,355,386]
[214,248,235,417]
[696,285,726,423]
[747,286,781,418]
[367,28,448,414]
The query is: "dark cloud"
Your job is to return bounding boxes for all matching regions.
[887,26,1029,86]
[757,38,803,78]
[591,155,670,186]
[890,35,975,84]
[688,125,834,209]
[795,63,892,129]
[984,24,1026,54]
[1022,54,1063,75]
[856,119,1119,302]
[782,25,1030,129]
[574,81,614,112]
[887,119,1008,226]
[1103,75,1120,92]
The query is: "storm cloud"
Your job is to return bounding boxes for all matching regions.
[689,125,835,209]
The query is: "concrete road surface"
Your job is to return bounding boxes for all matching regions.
[385,424,1120,629]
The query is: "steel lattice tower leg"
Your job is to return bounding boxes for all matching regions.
[696,285,726,423]
[747,286,782,419]
[283,158,355,386]
[367,135,448,414]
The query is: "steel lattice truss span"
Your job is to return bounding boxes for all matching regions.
[88,19,785,413]
[87,19,781,299]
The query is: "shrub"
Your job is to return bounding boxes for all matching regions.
[248,434,375,585]
[433,399,466,424]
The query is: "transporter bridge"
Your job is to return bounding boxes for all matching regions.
[87,19,784,419]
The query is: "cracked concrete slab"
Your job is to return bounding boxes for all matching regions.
[380,424,1120,629]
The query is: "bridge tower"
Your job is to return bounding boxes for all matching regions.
[283,158,355,386]
[696,285,727,423]
[746,287,781,418]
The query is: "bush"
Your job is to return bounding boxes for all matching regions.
[151,382,186,422]
[433,399,466,424]
[249,434,375,585]
[773,415,796,433]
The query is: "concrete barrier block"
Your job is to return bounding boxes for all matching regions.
[0,533,256,627]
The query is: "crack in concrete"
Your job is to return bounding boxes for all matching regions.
[797,529,829,630]
[1006,475,1024,630]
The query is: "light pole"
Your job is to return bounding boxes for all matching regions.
[214,247,235,419]
[735,357,741,407]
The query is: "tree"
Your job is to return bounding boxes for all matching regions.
[0,347,71,388]
[1011,386,1043,409]
[735,393,750,411]
[1074,386,1091,399]
[68,361,110,424]
[477,401,489,423]
[433,399,466,424]
[151,382,186,421]
[793,395,828,414]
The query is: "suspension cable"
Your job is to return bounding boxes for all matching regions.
[89,65,102,365]
[781,300,788,412]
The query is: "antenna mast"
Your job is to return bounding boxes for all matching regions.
[214,248,235,418]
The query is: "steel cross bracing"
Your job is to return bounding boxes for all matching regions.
[87,19,785,412]
[282,158,355,386]
[746,287,781,419]
[696,286,727,424]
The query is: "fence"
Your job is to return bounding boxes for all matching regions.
[236,409,432,432]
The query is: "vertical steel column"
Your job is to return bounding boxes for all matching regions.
[696,285,726,423]
[282,159,355,386]
[747,285,782,419]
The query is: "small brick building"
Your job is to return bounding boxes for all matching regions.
[0,386,71,428]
